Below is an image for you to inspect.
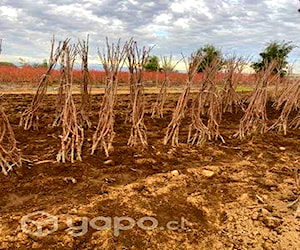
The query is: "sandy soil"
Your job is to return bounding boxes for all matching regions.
[0,93,299,250]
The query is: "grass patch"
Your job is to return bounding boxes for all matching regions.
[236,85,253,92]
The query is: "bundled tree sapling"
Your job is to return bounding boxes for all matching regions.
[151,55,180,118]
[20,37,67,130]
[91,38,127,156]
[126,40,151,147]
[164,51,202,146]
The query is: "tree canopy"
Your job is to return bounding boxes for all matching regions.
[251,41,295,76]
[197,44,223,72]
[0,62,17,67]
[32,59,48,68]
[18,58,48,68]
[144,55,160,71]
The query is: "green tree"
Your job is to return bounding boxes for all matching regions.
[0,62,16,67]
[251,41,295,76]
[144,55,160,71]
[19,57,30,67]
[197,44,223,72]
[33,59,48,68]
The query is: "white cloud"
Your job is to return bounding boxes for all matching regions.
[173,18,190,29]
[0,6,19,21]
[0,0,299,71]
[155,13,172,24]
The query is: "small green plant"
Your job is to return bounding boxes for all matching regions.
[144,55,160,71]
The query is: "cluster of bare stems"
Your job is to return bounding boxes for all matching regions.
[272,63,289,100]
[151,55,180,118]
[126,41,151,147]
[269,79,300,134]
[0,40,21,175]
[53,38,93,128]
[91,39,127,156]
[221,55,247,113]
[188,57,224,146]
[163,52,202,146]
[20,38,67,130]
[56,43,84,163]
[236,60,280,139]
[78,35,92,128]
[0,105,22,175]
[52,40,74,127]
[20,37,90,163]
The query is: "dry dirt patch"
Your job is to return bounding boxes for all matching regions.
[0,94,299,249]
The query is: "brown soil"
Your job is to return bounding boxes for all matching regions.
[0,93,299,250]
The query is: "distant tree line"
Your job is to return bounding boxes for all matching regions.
[0,40,296,77]
[143,40,295,78]
[0,58,48,68]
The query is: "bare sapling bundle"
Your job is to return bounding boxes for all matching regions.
[188,57,224,146]
[0,105,22,175]
[126,41,151,147]
[269,79,300,134]
[20,38,67,130]
[0,41,21,175]
[56,44,84,163]
[78,35,92,128]
[163,52,202,146]
[52,41,72,127]
[236,61,279,139]
[272,63,286,100]
[221,55,246,113]
[91,38,126,156]
[151,55,179,118]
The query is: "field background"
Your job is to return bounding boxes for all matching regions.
[0,66,299,249]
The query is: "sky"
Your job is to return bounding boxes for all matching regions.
[0,0,300,72]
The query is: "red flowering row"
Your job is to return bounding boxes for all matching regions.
[0,66,256,87]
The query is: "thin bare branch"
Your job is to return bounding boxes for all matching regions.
[151,55,181,118]
[20,37,68,130]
